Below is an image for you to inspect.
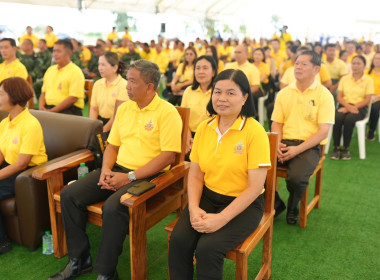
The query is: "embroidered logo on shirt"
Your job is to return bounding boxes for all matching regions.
[234,140,244,154]
[145,119,154,131]
[12,137,19,144]
[57,83,62,90]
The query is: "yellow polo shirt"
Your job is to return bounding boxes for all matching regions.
[0,108,47,166]
[42,62,85,109]
[280,59,294,75]
[271,50,287,70]
[325,58,348,80]
[176,63,194,83]
[272,80,335,144]
[225,61,260,87]
[181,86,211,132]
[190,116,271,197]
[91,75,129,119]
[338,74,374,104]
[152,51,169,74]
[45,33,58,48]
[366,69,380,95]
[19,34,39,48]
[0,59,28,83]
[255,62,270,84]
[122,33,132,42]
[107,32,119,41]
[108,94,182,171]
[319,64,331,83]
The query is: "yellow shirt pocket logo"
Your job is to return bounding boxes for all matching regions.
[234,140,244,154]
[144,119,154,131]
[12,136,19,144]
[57,82,62,90]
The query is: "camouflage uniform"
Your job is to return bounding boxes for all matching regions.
[71,50,84,69]
[86,53,101,81]
[20,52,44,99]
[121,52,141,67]
[35,50,53,98]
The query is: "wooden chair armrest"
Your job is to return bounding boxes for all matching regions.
[32,149,94,180]
[120,161,190,208]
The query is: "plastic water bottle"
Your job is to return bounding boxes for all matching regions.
[42,231,54,255]
[78,163,89,179]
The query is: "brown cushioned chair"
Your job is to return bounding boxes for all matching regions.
[0,110,102,250]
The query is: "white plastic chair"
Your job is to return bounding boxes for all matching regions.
[325,98,372,159]
[258,94,269,126]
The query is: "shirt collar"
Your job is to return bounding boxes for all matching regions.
[103,74,122,87]
[349,74,364,83]
[7,108,29,127]
[195,86,212,95]
[289,79,319,93]
[208,115,246,131]
[131,94,161,112]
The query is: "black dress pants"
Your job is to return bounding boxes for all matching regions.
[169,186,264,280]
[60,164,158,275]
[279,140,321,210]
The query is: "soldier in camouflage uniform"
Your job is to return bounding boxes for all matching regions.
[19,39,43,99]
[84,44,104,81]
[121,41,141,67]
[36,39,53,98]
[70,38,84,69]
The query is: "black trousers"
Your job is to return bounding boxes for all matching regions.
[45,104,83,116]
[60,164,159,275]
[0,162,28,237]
[279,140,321,210]
[169,186,264,280]
[369,101,380,131]
[333,106,367,149]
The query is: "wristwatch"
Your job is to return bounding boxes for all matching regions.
[128,171,137,182]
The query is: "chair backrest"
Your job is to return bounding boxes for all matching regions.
[173,106,190,166]
[264,133,278,215]
[85,79,94,106]
[29,110,103,160]
[363,97,373,122]
[27,75,34,109]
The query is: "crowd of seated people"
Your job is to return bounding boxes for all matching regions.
[0,25,379,280]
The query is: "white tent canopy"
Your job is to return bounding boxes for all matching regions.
[3,0,254,19]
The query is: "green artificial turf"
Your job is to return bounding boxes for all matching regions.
[0,127,379,280]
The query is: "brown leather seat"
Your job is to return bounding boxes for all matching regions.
[0,110,102,250]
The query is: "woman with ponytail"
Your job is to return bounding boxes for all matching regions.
[89,51,129,133]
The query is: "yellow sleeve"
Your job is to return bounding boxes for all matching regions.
[180,86,191,107]
[68,68,85,98]
[19,121,44,155]
[317,89,335,125]
[159,105,182,153]
[90,81,99,107]
[365,77,374,95]
[320,64,331,83]
[16,63,28,80]
[247,121,271,169]
[176,63,184,76]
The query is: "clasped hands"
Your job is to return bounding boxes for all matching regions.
[278,142,301,163]
[338,104,359,114]
[189,207,228,234]
[98,170,129,191]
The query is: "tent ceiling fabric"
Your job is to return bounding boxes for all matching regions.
[3,0,252,19]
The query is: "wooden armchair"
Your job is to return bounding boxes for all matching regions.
[27,75,34,109]
[165,132,278,280]
[276,145,326,228]
[32,106,191,280]
[85,79,94,106]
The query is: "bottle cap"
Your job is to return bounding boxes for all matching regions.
[80,163,85,167]
[45,230,50,234]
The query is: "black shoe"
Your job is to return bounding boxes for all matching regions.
[0,236,12,255]
[97,271,118,280]
[366,130,375,141]
[341,149,351,160]
[286,208,299,225]
[48,255,92,280]
[330,148,340,160]
[274,192,286,218]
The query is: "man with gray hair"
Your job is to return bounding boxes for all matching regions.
[49,59,183,280]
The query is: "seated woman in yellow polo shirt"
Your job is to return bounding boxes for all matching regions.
[89,52,129,133]
[181,55,217,154]
[206,45,224,73]
[169,46,197,105]
[331,55,373,160]
[0,77,47,254]
[365,52,380,141]
[169,69,271,279]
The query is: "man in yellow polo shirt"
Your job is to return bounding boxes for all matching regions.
[151,43,169,74]
[48,59,182,280]
[225,44,260,95]
[0,38,28,83]
[106,27,119,43]
[271,51,335,225]
[19,26,39,49]
[45,25,58,51]
[324,43,348,96]
[122,27,132,42]
[39,39,85,116]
